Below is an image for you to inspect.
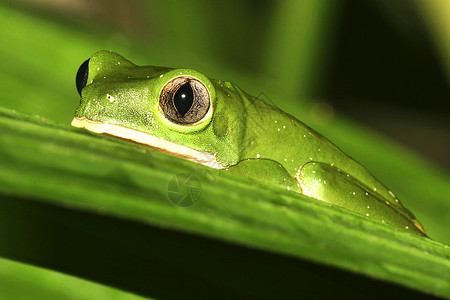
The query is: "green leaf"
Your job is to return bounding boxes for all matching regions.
[0,107,449,299]
[0,257,150,300]
[0,2,449,298]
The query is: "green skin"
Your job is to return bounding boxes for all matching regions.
[73,50,425,235]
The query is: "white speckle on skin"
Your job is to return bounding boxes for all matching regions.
[385,201,390,205]
[277,128,280,131]
[352,192,356,195]
[287,186,291,191]
[131,123,135,126]
[147,75,150,78]
[388,190,395,198]
[256,154,260,158]
[366,213,369,217]
[106,94,115,103]
[405,226,409,229]
[318,196,322,200]
[303,134,306,137]
[275,120,278,123]
[97,67,100,70]
[312,170,315,173]
[117,61,120,64]
[283,125,286,129]
[373,187,377,192]
[284,159,287,161]
[365,192,369,196]
[367,205,370,209]
[309,157,313,160]
[159,74,164,78]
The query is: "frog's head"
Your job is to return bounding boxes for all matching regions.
[73,50,243,168]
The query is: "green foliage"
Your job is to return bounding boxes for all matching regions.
[0,1,449,299]
[0,258,149,300]
[1,107,449,298]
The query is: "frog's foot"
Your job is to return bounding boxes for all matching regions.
[295,162,426,235]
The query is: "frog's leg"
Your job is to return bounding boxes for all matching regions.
[338,158,409,215]
[226,158,302,193]
[296,162,426,235]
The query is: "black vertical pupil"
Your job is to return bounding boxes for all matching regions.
[173,83,194,115]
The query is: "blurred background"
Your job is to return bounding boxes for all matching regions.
[1,0,448,169]
[0,0,449,297]
[1,0,449,239]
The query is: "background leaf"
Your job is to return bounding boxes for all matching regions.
[0,107,449,299]
[0,258,150,300]
[0,1,449,299]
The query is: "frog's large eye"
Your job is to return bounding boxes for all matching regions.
[159,76,210,125]
[76,59,90,95]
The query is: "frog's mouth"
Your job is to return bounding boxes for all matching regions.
[71,116,226,169]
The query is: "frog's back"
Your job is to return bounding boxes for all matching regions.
[241,91,413,215]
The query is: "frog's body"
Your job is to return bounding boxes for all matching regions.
[73,50,426,235]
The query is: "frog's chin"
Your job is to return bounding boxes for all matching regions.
[71,116,226,170]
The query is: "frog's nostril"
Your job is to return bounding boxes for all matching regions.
[76,58,90,96]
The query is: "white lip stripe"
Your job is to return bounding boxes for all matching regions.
[71,117,226,169]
